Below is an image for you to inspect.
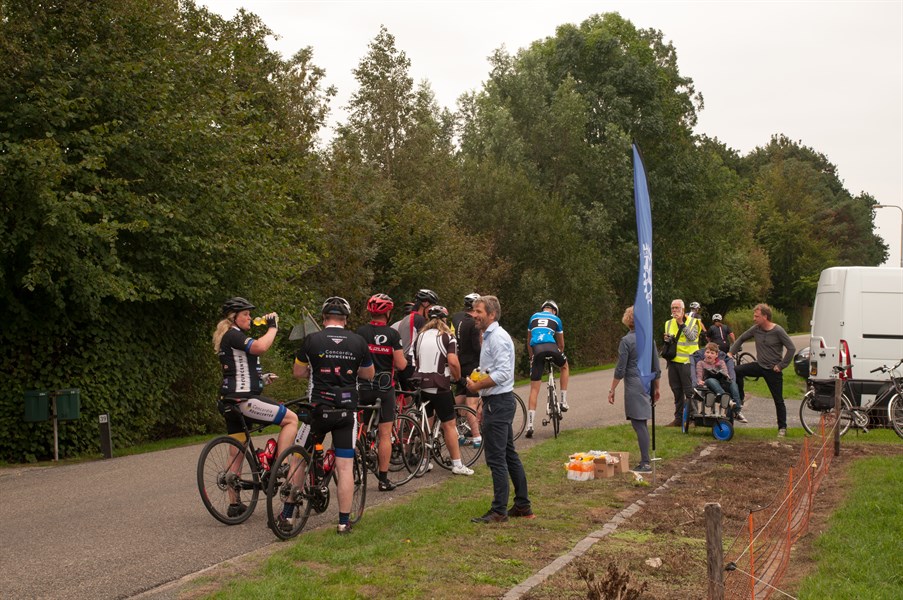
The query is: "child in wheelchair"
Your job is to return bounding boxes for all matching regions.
[691,343,747,423]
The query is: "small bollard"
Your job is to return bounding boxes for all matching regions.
[99,413,113,459]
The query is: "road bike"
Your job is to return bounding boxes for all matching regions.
[264,402,367,540]
[540,357,563,438]
[196,397,307,526]
[799,359,903,438]
[399,386,483,474]
[356,385,426,489]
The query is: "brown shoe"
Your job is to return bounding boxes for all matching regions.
[508,505,536,519]
[471,510,509,524]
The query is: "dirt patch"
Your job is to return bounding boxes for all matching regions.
[522,441,903,600]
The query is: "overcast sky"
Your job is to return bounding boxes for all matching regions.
[202,0,903,267]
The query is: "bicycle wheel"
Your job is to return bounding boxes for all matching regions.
[197,436,260,525]
[384,413,426,487]
[681,403,690,434]
[349,440,367,524]
[799,390,853,436]
[735,351,759,380]
[887,394,903,439]
[549,384,560,439]
[266,444,313,540]
[512,392,527,441]
[435,405,483,469]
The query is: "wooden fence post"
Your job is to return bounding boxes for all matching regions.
[705,502,725,600]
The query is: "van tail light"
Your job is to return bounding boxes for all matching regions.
[810,339,825,377]
[839,339,853,379]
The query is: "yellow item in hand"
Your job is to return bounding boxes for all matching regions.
[252,317,267,326]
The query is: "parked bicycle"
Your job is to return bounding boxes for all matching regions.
[196,397,306,526]
[539,357,564,438]
[264,402,367,540]
[799,360,903,438]
[356,384,426,489]
[398,386,483,474]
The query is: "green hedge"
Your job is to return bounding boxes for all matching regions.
[723,305,789,336]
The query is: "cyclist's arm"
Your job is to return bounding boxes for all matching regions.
[526,331,534,359]
[392,349,407,371]
[358,364,375,380]
[293,358,310,379]
[555,331,564,352]
[448,352,461,381]
[249,313,279,355]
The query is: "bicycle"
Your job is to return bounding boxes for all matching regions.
[399,386,483,474]
[356,385,426,489]
[264,402,367,540]
[799,360,903,438]
[196,397,310,525]
[540,357,563,438]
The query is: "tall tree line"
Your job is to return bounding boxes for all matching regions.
[0,2,886,460]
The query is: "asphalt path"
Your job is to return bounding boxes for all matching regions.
[0,334,807,600]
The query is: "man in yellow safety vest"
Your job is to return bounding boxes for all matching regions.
[663,299,700,426]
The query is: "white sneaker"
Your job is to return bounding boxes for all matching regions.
[735,411,748,423]
[560,398,569,412]
[778,428,786,437]
[452,464,474,476]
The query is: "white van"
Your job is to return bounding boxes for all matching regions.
[809,266,903,403]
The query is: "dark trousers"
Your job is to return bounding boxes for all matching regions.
[482,392,530,515]
[735,363,787,429]
[667,361,693,420]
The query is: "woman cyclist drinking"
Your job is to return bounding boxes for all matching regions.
[213,297,299,518]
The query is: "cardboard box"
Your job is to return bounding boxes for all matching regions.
[593,458,615,478]
[613,451,631,474]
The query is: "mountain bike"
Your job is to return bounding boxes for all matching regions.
[540,357,563,438]
[799,360,903,438]
[400,386,483,474]
[264,402,367,540]
[196,397,307,526]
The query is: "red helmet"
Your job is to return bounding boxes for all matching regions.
[366,293,394,315]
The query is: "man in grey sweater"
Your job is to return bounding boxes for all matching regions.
[729,303,796,436]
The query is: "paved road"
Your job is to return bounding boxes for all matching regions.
[0,335,807,600]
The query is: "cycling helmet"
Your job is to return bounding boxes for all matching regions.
[689,301,701,311]
[414,289,439,305]
[540,300,559,315]
[427,305,449,321]
[321,296,351,316]
[400,302,416,316]
[463,293,481,309]
[366,293,394,315]
[221,297,255,317]
[712,313,723,322]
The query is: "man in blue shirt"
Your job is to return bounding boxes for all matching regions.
[466,295,533,523]
[526,300,570,438]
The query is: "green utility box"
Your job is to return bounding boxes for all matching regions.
[56,389,81,421]
[24,390,50,422]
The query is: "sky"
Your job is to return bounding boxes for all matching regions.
[201,0,903,267]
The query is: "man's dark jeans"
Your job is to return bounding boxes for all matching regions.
[735,363,787,429]
[667,361,693,420]
[482,392,530,515]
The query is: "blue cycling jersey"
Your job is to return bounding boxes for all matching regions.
[528,312,563,347]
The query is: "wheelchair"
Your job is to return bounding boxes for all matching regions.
[682,385,735,441]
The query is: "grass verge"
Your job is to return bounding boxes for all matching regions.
[795,455,903,599]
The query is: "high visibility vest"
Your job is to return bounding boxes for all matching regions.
[665,317,700,364]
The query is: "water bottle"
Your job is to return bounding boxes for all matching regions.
[257,438,277,471]
[252,316,267,326]
[323,448,336,474]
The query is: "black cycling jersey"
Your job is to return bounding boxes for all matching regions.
[219,327,263,396]
[295,326,373,402]
[454,312,481,365]
[355,321,403,375]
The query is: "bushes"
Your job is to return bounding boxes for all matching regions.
[723,305,789,335]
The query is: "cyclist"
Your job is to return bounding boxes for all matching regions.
[706,314,735,353]
[452,293,482,449]
[391,289,439,391]
[355,293,408,491]
[291,296,375,534]
[689,301,707,346]
[526,300,570,438]
[213,297,299,519]
[413,305,473,475]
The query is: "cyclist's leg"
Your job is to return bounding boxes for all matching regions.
[238,396,298,457]
[376,390,396,485]
[318,406,358,527]
[556,351,569,410]
[527,351,545,434]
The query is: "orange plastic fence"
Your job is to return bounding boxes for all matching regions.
[722,413,839,599]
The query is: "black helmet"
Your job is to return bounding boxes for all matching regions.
[427,305,449,321]
[414,289,439,305]
[541,300,559,315]
[400,302,416,316]
[463,293,481,309]
[221,297,255,317]
[321,296,351,316]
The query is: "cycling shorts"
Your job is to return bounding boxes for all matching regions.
[295,404,358,452]
[359,387,397,424]
[218,395,287,435]
[421,389,455,423]
[455,361,480,398]
[530,344,568,381]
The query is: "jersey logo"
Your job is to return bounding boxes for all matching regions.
[332,338,343,345]
[374,334,388,345]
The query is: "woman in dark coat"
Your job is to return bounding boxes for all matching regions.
[607,306,661,472]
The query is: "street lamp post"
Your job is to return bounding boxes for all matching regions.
[875,204,903,268]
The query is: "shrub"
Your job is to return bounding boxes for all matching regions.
[724,305,789,334]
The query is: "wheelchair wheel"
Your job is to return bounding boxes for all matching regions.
[681,403,690,434]
[712,419,734,441]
